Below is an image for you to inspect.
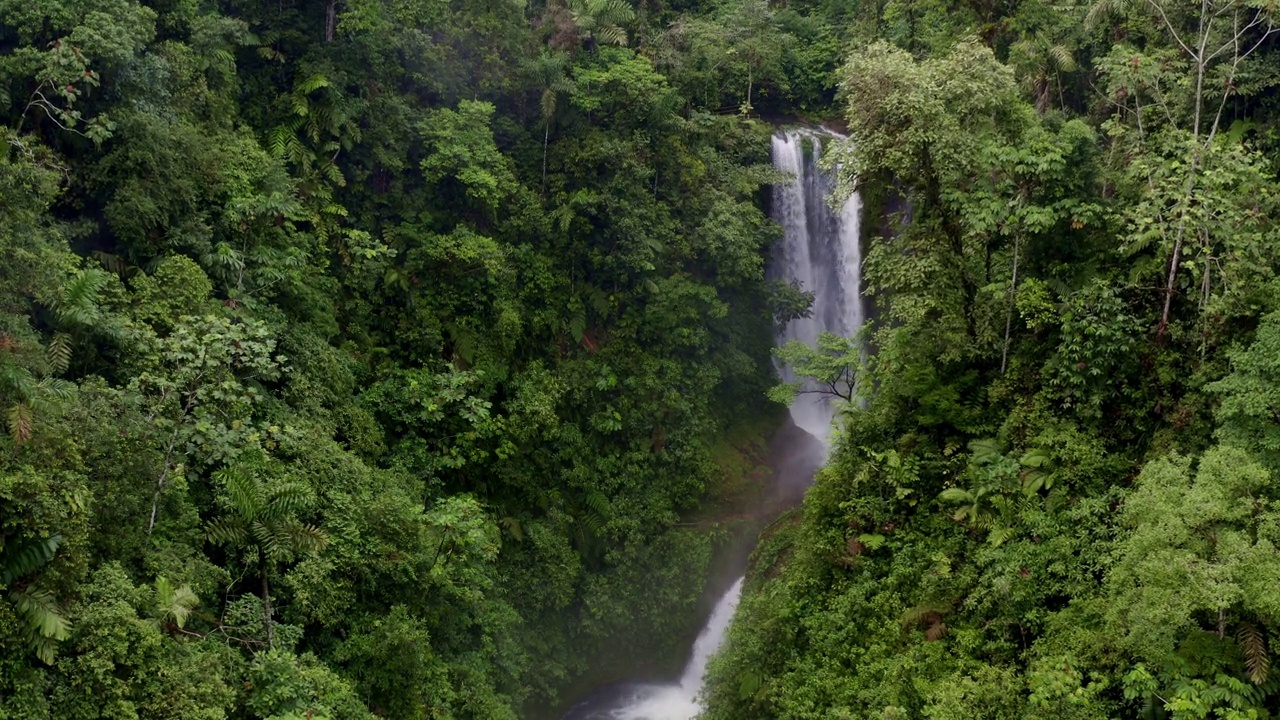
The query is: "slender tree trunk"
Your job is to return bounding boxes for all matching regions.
[325,0,338,43]
[148,432,180,534]
[259,548,275,648]
[1158,154,1200,337]
[542,123,550,193]
[1001,235,1021,374]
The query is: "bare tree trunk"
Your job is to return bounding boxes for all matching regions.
[325,0,338,43]
[259,548,275,648]
[147,433,180,534]
[1001,236,1021,374]
[1158,156,1200,337]
[542,123,550,193]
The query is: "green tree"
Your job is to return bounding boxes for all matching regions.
[565,0,635,49]
[205,463,328,648]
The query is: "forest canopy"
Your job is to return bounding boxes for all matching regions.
[8,0,1280,719]
[702,1,1280,720]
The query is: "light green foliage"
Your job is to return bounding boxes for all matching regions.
[1211,311,1280,466]
[128,256,215,332]
[245,649,372,720]
[419,101,520,217]
[1109,448,1280,667]
[770,332,861,404]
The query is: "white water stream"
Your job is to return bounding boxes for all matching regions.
[561,128,862,720]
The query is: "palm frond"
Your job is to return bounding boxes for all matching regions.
[584,491,611,519]
[1048,44,1078,73]
[8,403,33,446]
[215,467,264,521]
[968,439,1004,465]
[261,481,313,520]
[283,521,329,555]
[155,577,200,629]
[1085,0,1135,29]
[36,378,76,405]
[1,535,62,586]
[205,517,249,546]
[47,334,72,375]
[594,24,629,46]
[1239,622,1270,684]
[54,269,109,326]
[937,487,976,504]
[250,519,278,554]
[13,588,71,663]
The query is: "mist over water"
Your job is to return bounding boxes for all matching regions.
[562,578,744,720]
[560,128,862,720]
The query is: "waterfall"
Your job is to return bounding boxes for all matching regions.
[560,579,743,720]
[769,129,864,444]
[560,129,862,720]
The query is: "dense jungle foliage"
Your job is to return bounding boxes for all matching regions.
[0,0,821,717]
[702,1,1280,719]
[10,0,1280,718]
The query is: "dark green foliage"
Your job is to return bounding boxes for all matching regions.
[701,2,1280,719]
[8,0,1280,716]
[0,0,793,715]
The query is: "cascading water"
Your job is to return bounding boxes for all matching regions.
[562,578,744,720]
[560,128,862,720]
[769,128,864,446]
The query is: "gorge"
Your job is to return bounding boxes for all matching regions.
[561,127,864,720]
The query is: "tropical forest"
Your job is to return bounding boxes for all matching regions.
[4,0,1280,718]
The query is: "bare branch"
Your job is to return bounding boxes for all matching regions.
[1146,0,1199,57]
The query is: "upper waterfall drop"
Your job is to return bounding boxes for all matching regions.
[769,128,864,444]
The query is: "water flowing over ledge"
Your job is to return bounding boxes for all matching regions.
[561,127,863,720]
[769,128,865,446]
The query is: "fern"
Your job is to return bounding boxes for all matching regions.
[968,438,1004,465]
[499,516,524,542]
[91,251,133,277]
[584,491,611,519]
[54,269,109,326]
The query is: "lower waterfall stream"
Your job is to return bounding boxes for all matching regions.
[561,128,862,720]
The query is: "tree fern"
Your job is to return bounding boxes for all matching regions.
[205,462,326,645]
[53,269,109,327]
[566,0,635,47]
